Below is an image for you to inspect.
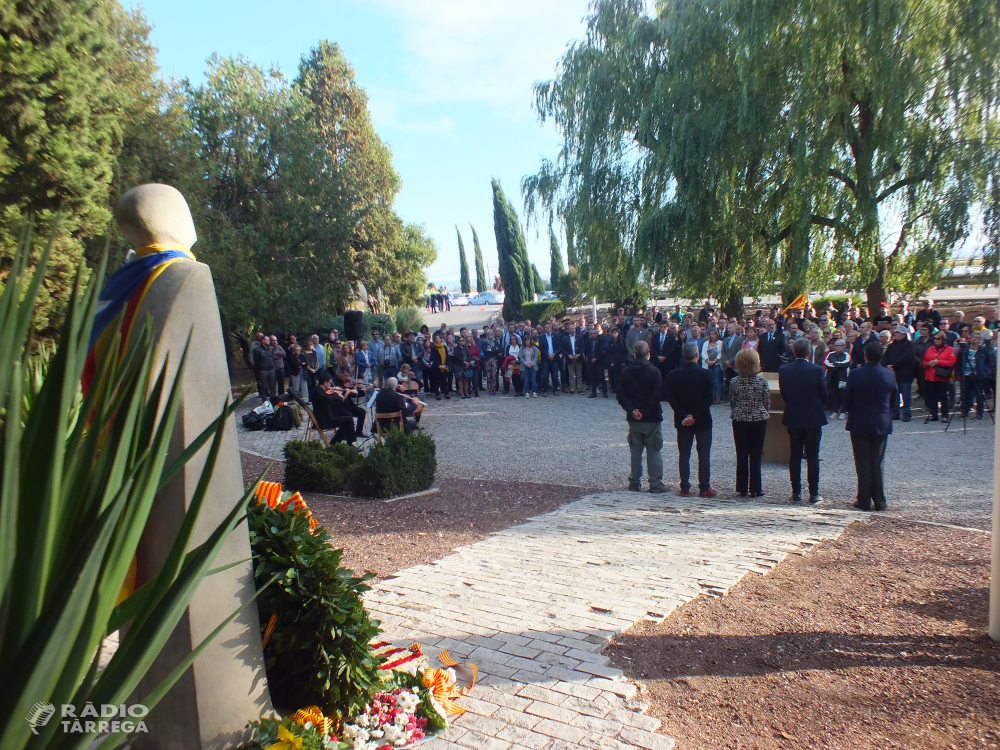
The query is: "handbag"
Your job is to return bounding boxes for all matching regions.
[934,365,954,379]
[463,368,474,379]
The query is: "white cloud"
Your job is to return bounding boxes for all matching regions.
[374,0,593,114]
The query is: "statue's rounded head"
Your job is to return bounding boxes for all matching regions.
[115,184,197,250]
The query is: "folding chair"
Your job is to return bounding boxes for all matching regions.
[374,411,404,443]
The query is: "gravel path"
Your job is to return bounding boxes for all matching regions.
[419,391,995,530]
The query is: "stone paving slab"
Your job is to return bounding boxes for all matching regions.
[365,492,863,749]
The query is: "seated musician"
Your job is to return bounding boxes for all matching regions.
[375,376,423,434]
[397,363,421,395]
[311,371,357,445]
[335,367,368,437]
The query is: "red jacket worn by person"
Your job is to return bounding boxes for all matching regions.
[921,342,957,382]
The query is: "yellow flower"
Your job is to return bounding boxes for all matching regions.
[265,725,304,750]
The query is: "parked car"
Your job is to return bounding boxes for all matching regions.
[539,291,557,301]
[468,291,505,306]
[449,293,470,307]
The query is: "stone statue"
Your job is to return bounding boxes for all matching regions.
[114,184,271,749]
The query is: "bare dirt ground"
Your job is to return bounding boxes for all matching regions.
[606,519,1000,750]
[240,452,595,579]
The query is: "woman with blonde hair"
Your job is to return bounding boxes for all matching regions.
[729,348,770,497]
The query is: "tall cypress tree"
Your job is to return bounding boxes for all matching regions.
[470,223,487,292]
[0,0,123,333]
[531,263,544,298]
[456,226,471,293]
[492,179,528,320]
[549,225,565,289]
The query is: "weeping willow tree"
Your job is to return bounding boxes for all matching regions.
[470,224,488,292]
[524,0,999,316]
[456,226,471,293]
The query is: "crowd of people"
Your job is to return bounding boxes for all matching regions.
[245,297,996,503]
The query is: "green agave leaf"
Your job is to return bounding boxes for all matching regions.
[0,488,126,750]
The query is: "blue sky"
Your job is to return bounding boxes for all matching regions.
[128,0,594,288]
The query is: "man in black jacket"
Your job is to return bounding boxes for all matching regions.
[616,341,666,493]
[881,326,916,421]
[650,321,677,389]
[843,342,897,511]
[252,334,276,400]
[851,321,876,367]
[778,338,828,504]
[758,317,787,372]
[584,328,608,398]
[665,343,716,497]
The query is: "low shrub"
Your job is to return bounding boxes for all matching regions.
[520,300,565,323]
[284,441,346,494]
[349,429,437,499]
[312,312,394,340]
[284,431,435,499]
[813,294,850,311]
[394,306,424,334]
[248,500,383,719]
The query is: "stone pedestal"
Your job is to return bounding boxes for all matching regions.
[762,373,790,464]
[131,261,271,750]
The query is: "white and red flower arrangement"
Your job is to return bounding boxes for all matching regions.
[341,688,428,750]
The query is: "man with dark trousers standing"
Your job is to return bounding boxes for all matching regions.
[778,338,828,504]
[665,343,717,497]
[616,340,666,492]
[538,322,563,396]
[584,328,608,398]
[843,341,897,511]
[650,321,677,392]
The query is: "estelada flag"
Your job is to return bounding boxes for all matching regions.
[781,292,808,316]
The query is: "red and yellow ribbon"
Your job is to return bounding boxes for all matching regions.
[423,651,479,716]
[254,483,317,531]
[290,706,331,736]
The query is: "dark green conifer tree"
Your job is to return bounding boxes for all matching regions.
[470,224,487,292]
[492,179,528,320]
[456,226,471,293]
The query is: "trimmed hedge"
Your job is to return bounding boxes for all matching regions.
[520,300,565,323]
[284,429,436,498]
[349,429,436,498]
[284,441,362,494]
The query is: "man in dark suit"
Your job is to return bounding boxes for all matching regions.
[720,322,745,394]
[842,341,897,511]
[537,322,563,395]
[851,321,876,367]
[584,328,608,398]
[778,338,828,504]
[758,317,787,372]
[665,343,717,497]
[560,320,585,393]
[650,321,677,390]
